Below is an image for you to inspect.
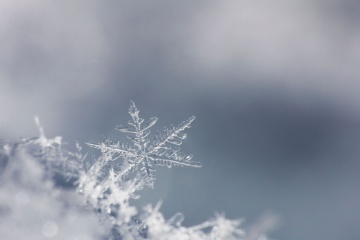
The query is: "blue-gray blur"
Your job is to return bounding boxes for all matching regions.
[1,1,360,239]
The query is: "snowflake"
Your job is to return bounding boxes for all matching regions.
[87,101,200,188]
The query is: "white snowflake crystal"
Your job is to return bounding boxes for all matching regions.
[0,101,276,240]
[87,101,200,188]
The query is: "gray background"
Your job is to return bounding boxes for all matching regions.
[1,1,360,239]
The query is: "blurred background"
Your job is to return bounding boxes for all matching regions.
[1,0,360,239]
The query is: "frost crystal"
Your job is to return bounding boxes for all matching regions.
[0,102,276,240]
[87,101,200,188]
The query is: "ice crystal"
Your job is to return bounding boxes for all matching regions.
[141,202,244,240]
[87,101,200,188]
[0,102,277,240]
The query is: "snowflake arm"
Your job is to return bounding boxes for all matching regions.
[149,116,195,153]
[86,141,137,161]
